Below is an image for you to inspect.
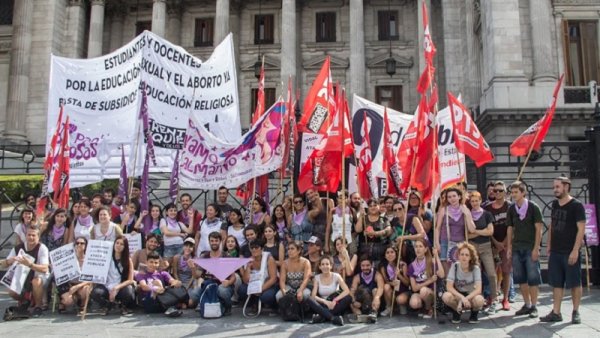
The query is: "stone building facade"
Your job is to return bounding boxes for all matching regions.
[0,0,597,152]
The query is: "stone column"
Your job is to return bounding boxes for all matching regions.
[109,11,125,51]
[151,0,167,37]
[167,5,182,45]
[349,0,365,98]
[215,0,230,46]
[4,0,33,139]
[529,0,556,82]
[417,0,431,73]
[65,0,86,58]
[281,0,296,85]
[87,0,105,58]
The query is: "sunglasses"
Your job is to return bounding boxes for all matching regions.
[494,189,505,193]
[393,208,403,212]
[293,200,303,204]
[76,242,86,246]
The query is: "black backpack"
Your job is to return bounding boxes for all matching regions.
[278,292,303,322]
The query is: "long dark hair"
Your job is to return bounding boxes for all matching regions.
[113,236,130,281]
[270,204,288,228]
[42,208,70,239]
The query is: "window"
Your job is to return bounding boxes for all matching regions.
[563,20,599,86]
[250,88,276,117]
[254,14,274,44]
[136,21,152,36]
[378,10,399,41]
[0,0,13,25]
[316,12,336,42]
[376,86,403,112]
[194,18,214,47]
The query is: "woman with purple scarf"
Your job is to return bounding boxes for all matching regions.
[41,208,71,251]
[434,187,476,273]
[69,199,94,242]
[467,191,498,313]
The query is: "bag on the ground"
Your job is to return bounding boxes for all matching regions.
[198,282,222,318]
[157,286,188,309]
[3,304,30,321]
[278,292,303,322]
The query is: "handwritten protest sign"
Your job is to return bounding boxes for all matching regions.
[80,240,113,284]
[50,243,80,285]
[125,233,143,255]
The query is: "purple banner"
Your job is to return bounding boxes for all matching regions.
[584,204,598,246]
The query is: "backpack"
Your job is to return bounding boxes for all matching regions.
[198,281,222,318]
[278,292,303,322]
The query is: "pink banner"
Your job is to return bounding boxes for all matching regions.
[584,204,598,246]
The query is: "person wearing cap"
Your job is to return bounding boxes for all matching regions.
[238,239,278,314]
[172,237,200,308]
[305,236,323,275]
[541,177,586,324]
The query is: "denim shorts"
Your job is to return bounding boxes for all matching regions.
[512,249,542,286]
[163,244,183,258]
[548,251,582,289]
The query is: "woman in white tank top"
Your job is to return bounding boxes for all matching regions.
[306,256,353,326]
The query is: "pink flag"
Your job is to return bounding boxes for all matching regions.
[193,257,252,282]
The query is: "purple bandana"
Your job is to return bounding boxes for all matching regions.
[471,208,484,221]
[361,269,374,284]
[516,199,529,221]
[293,208,307,225]
[166,217,179,229]
[52,225,65,241]
[447,205,463,222]
[386,263,396,280]
[335,206,351,218]
[252,212,264,224]
[78,215,93,227]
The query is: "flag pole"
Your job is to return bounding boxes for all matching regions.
[515,125,543,182]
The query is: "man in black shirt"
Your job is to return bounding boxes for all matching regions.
[540,177,586,324]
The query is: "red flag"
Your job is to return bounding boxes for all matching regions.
[298,56,334,134]
[510,74,564,157]
[38,105,65,216]
[448,92,494,167]
[53,116,70,209]
[281,76,294,177]
[356,112,378,199]
[412,96,436,190]
[422,0,436,65]
[251,58,265,125]
[417,62,435,95]
[324,85,352,155]
[398,105,421,192]
[382,107,401,196]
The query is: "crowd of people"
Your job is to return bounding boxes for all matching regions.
[0,178,587,326]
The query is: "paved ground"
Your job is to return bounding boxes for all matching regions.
[0,285,599,337]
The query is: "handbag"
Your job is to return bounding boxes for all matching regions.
[157,286,188,308]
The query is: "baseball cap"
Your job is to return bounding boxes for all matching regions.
[183,237,196,246]
[305,236,322,247]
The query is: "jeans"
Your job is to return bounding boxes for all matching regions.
[512,249,542,286]
[238,283,278,308]
[90,284,135,309]
[305,295,352,320]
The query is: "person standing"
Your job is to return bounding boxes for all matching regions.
[484,181,514,311]
[540,177,586,324]
[506,181,543,318]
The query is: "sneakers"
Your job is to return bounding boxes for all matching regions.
[423,309,433,319]
[310,314,325,324]
[367,312,378,323]
[31,307,43,318]
[164,306,182,318]
[380,307,392,317]
[528,306,538,318]
[540,311,563,323]
[572,310,581,324]
[469,310,479,324]
[502,299,510,311]
[452,310,461,324]
[331,315,344,326]
[486,302,498,315]
[515,304,531,316]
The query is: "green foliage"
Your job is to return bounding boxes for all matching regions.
[0,176,119,203]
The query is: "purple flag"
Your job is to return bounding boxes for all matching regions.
[118,145,128,202]
[140,151,149,214]
[192,258,252,282]
[169,150,180,203]
[140,82,157,166]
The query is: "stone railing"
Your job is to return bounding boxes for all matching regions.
[564,81,598,105]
